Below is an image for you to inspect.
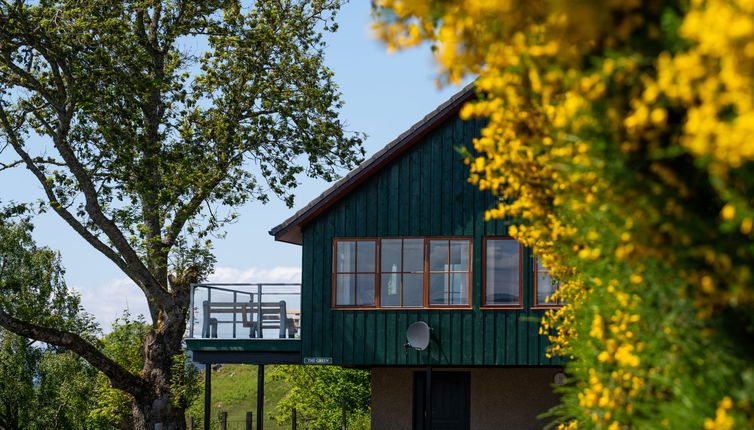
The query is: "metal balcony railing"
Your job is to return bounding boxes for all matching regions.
[188,283,301,340]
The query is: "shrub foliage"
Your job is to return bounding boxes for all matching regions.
[374,1,754,428]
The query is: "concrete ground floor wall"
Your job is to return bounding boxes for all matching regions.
[371,366,563,430]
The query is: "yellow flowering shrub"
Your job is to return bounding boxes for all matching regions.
[375,0,754,428]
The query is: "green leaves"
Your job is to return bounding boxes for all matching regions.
[0,1,361,424]
[0,0,363,292]
[89,311,150,428]
[0,217,90,333]
[0,331,100,430]
[269,365,371,430]
[0,212,100,429]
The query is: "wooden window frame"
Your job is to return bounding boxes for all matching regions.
[331,237,473,310]
[331,239,379,308]
[379,238,425,308]
[480,236,524,309]
[425,238,473,308]
[532,256,562,309]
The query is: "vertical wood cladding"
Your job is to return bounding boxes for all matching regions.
[301,115,560,366]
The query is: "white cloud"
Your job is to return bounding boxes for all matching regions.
[73,278,150,331]
[74,266,301,331]
[208,266,301,284]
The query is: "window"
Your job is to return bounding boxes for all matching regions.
[333,238,472,308]
[428,239,470,305]
[534,257,561,307]
[380,239,424,307]
[483,238,522,307]
[334,240,376,306]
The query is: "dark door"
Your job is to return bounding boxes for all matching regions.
[414,371,470,430]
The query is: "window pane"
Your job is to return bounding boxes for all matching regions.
[486,240,520,305]
[449,240,469,271]
[336,274,354,306]
[336,241,355,272]
[380,273,401,307]
[429,273,447,305]
[537,271,556,304]
[449,273,468,305]
[357,241,376,272]
[381,239,402,272]
[403,274,423,307]
[428,240,449,272]
[403,239,424,272]
[356,274,375,306]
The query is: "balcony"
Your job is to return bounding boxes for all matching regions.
[186,283,302,364]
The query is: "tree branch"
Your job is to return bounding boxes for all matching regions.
[2,4,168,304]
[0,103,159,299]
[163,158,236,249]
[0,309,150,398]
[0,51,61,112]
[0,159,23,171]
[0,156,66,171]
[44,115,169,303]
[28,106,57,137]
[238,109,277,121]
[149,3,162,52]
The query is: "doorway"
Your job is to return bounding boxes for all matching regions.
[413,371,470,430]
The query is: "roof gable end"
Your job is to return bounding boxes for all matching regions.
[269,84,476,245]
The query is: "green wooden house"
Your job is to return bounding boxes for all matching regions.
[187,86,564,430]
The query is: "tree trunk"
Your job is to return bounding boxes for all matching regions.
[132,299,189,430]
[132,393,186,430]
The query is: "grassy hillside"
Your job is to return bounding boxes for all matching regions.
[187,364,372,430]
[188,364,291,430]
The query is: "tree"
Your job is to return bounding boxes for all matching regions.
[374,1,754,428]
[0,331,103,430]
[269,365,370,430]
[0,219,101,430]
[87,312,154,430]
[0,332,38,430]
[88,311,200,430]
[0,1,364,428]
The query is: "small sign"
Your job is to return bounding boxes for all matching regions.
[304,357,333,365]
[554,372,567,386]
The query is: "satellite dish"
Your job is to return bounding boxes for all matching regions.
[405,321,432,351]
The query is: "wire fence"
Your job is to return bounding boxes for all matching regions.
[188,409,297,430]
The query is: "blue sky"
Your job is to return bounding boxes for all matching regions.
[1,1,471,328]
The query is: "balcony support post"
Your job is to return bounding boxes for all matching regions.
[425,347,432,430]
[204,363,211,430]
[257,364,265,430]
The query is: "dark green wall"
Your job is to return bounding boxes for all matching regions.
[300,115,560,366]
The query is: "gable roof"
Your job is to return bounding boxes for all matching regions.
[269,84,476,245]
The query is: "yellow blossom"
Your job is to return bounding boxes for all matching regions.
[721,204,736,221]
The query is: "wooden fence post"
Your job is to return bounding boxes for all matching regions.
[341,398,347,430]
[246,412,253,430]
[220,411,227,430]
[189,416,195,430]
[292,408,297,430]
